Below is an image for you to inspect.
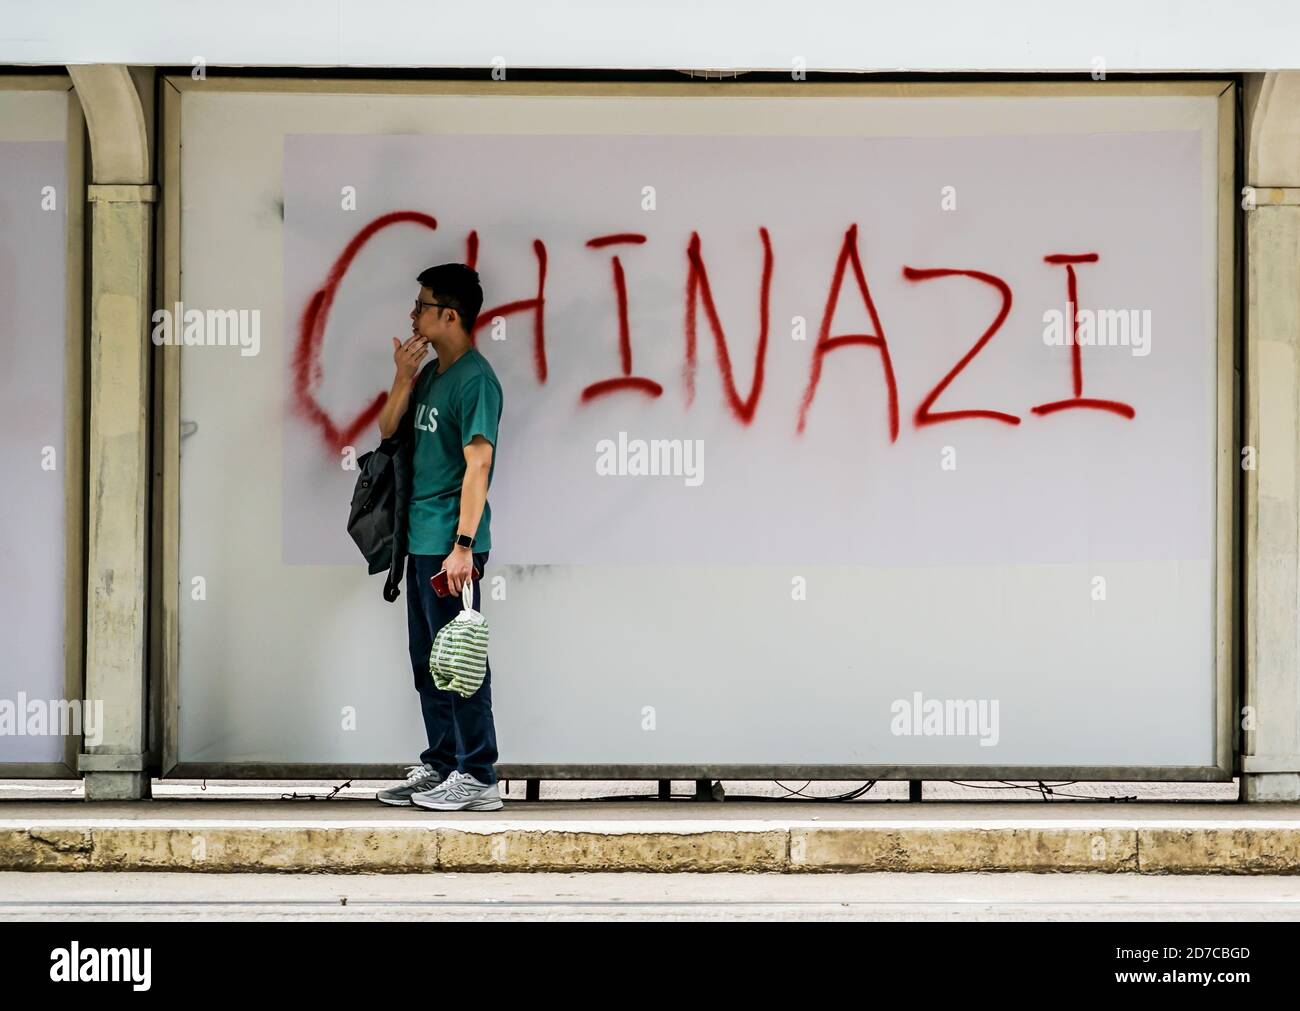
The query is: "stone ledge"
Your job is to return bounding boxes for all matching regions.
[1,816,1296,873]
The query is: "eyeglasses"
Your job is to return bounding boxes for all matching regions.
[413,298,456,316]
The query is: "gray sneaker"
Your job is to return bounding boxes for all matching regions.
[411,770,503,811]
[377,763,443,807]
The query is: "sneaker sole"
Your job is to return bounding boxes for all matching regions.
[376,794,415,807]
[411,795,503,812]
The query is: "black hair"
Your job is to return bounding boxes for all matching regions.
[416,263,483,336]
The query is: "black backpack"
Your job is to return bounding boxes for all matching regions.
[347,440,399,574]
[347,368,429,601]
[347,426,414,602]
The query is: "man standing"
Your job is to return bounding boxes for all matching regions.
[375,263,504,812]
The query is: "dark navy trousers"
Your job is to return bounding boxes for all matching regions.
[405,551,499,785]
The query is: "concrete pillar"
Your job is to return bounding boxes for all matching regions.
[68,66,156,800]
[1241,72,1300,802]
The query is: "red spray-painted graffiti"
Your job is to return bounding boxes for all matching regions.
[293,212,1136,452]
[685,228,773,425]
[798,223,900,440]
[581,233,662,401]
[1030,253,1135,419]
[294,210,438,451]
[465,229,550,384]
[903,265,1018,429]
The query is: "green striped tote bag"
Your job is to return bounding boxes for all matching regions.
[430,576,490,698]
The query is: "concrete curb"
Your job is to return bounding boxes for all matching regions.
[2,812,1299,873]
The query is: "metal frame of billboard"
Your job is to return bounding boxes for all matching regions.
[155,76,1238,783]
[0,74,87,780]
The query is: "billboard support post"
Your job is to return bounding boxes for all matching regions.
[69,65,156,801]
[1241,71,1300,803]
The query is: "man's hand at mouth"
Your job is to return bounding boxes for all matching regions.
[377,335,428,439]
[392,333,429,385]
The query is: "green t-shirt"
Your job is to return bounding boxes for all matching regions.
[407,348,503,556]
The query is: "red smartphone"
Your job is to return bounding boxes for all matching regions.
[431,564,483,597]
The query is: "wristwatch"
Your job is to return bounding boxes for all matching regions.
[455,533,475,549]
